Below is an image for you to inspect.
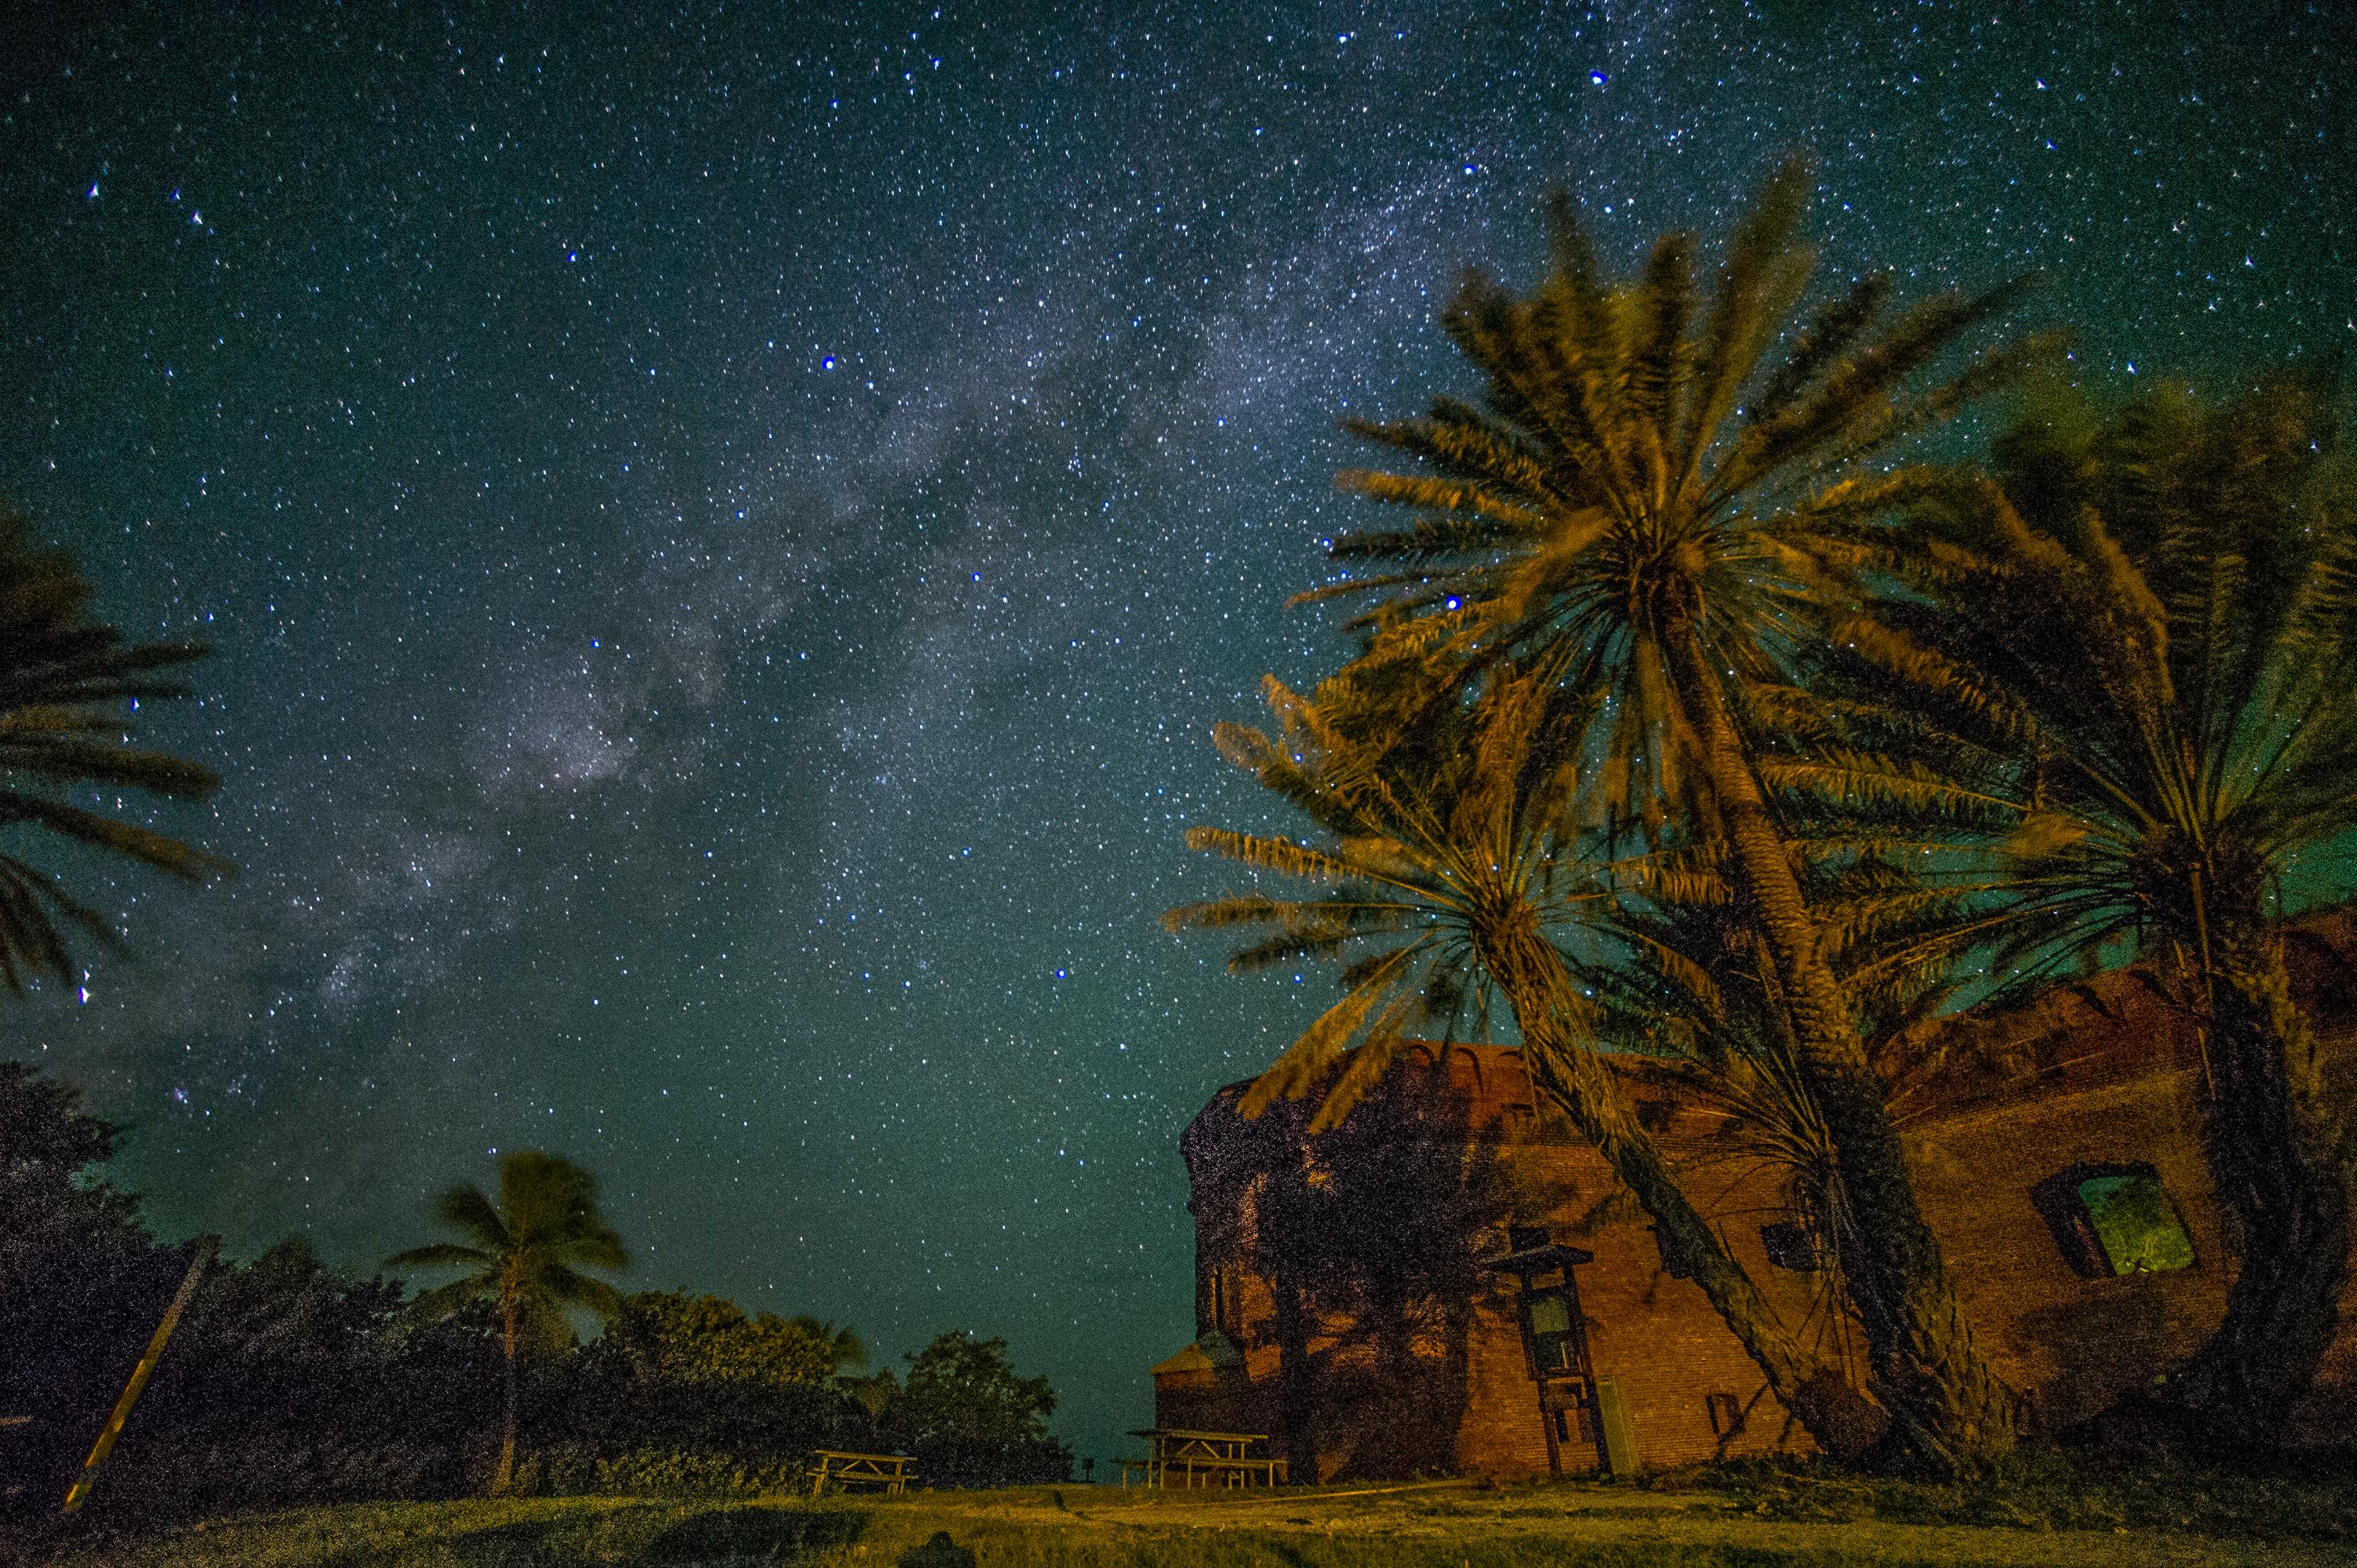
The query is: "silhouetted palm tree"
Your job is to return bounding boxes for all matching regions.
[1299,156,2036,1468]
[790,1316,871,1376]
[1865,377,2357,1444]
[0,505,229,991]
[387,1150,629,1493]
[1167,668,1885,1458]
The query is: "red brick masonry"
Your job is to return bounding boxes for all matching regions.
[1153,918,2357,1479]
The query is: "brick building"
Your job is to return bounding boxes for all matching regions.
[1151,921,2357,1480]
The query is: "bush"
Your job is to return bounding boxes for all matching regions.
[537,1445,810,1498]
[890,1332,1072,1489]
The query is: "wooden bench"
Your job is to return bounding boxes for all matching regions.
[1119,1429,1288,1489]
[809,1449,914,1496]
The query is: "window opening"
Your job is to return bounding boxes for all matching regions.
[2031,1163,2195,1278]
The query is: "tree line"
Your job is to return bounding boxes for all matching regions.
[0,471,1069,1525]
[0,1066,1069,1529]
[1166,156,2353,1475]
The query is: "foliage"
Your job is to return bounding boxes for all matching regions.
[888,1332,1071,1489]
[0,1061,500,1530]
[1169,659,1903,1460]
[1862,376,2357,998]
[1167,665,1600,1130]
[1226,1079,1512,1479]
[0,1062,940,1530]
[387,1149,630,1495]
[0,505,229,991]
[595,1292,838,1387]
[549,1291,849,1475]
[0,1062,191,1523]
[538,1445,813,1499]
[1208,152,2041,1471]
[789,1315,872,1375]
[1854,376,2357,1438]
[387,1150,631,1352]
[1301,157,2036,835]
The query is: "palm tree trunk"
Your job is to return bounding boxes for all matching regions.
[1475,913,1889,1464]
[1662,627,2017,1472]
[2160,921,2351,1445]
[493,1301,521,1496]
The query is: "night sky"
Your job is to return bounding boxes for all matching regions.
[2,3,2348,1464]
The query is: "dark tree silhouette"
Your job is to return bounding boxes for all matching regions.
[1296,156,2037,1470]
[1866,376,2357,1444]
[1169,668,1883,1459]
[387,1151,629,1494]
[0,506,229,991]
[889,1332,1070,1488]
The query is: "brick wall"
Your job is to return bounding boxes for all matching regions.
[1155,927,2357,1477]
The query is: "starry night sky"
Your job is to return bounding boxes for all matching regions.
[1,3,2348,1463]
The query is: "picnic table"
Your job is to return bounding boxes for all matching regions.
[1116,1429,1288,1489]
[809,1449,914,1496]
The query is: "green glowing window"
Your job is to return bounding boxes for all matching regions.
[2033,1164,2196,1279]
[1527,1295,1572,1337]
[2077,1172,2195,1275]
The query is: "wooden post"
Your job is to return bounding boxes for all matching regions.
[62,1235,218,1514]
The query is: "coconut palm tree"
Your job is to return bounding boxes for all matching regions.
[0,505,229,991]
[1300,156,2037,1468]
[1860,377,2357,1445]
[387,1150,629,1493]
[1166,666,1887,1459]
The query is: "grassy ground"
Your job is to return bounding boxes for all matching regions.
[29,1475,2357,1568]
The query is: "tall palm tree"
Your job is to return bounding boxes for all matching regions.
[1582,846,1997,1402]
[1861,378,2357,1445]
[1302,156,2037,1468]
[1166,667,1887,1460]
[387,1149,629,1494]
[0,505,229,991]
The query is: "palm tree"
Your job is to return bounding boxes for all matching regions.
[387,1149,629,1494]
[1582,845,1997,1405]
[1300,156,2036,1468]
[1861,378,2357,1445]
[0,505,229,991]
[790,1316,872,1376]
[1166,667,1887,1460]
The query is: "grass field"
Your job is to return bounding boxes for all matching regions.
[31,1476,2357,1568]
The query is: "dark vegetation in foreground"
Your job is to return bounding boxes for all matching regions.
[0,1060,1070,1548]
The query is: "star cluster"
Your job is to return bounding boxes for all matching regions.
[1,2,2347,1462]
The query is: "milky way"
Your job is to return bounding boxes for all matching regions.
[2,3,2347,1460]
